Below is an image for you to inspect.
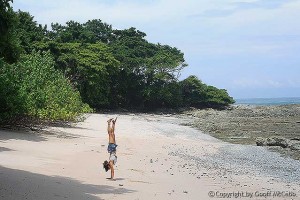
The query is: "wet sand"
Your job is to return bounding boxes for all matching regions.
[0,113,300,199]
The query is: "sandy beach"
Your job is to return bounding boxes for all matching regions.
[1,113,300,200]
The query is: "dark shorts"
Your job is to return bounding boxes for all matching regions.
[107,143,117,153]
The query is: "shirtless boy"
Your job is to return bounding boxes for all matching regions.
[103,117,118,179]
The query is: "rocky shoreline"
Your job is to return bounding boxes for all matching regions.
[184,104,300,160]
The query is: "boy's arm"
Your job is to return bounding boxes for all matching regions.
[109,161,114,179]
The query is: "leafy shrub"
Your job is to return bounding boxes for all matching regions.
[180,75,235,108]
[0,51,92,122]
[203,86,235,108]
[0,58,25,121]
[180,75,206,107]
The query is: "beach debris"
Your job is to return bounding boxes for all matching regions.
[183,190,188,194]
[150,159,153,163]
[168,192,171,195]
[119,184,123,186]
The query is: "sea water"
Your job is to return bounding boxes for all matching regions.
[234,97,300,106]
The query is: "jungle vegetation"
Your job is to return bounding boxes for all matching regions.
[0,0,235,122]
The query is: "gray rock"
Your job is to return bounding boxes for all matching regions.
[256,137,288,148]
[269,137,289,148]
[255,137,267,146]
[290,143,300,151]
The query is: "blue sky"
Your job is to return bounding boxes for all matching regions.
[13,0,300,99]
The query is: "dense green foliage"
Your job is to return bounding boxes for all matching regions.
[181,76,235,108]
[34,41,120,108]
[15,10,47,53]
[0,1,235,122]
[0,52,91,121]
[0,58,25,119]
[16,52,91,120]
[0,0,21,63]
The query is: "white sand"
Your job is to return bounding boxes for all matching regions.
[0,113,299,200]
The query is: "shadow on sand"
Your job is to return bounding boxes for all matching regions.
[0,130,48,142]
[0,165,135,200]
[0,147,13,152]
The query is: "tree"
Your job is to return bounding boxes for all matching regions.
[147,44,187,79]
[109,28,188,109]
[35,41,120,109]
[180,75,235,108]
[109,31,156,108]
[9,14,235,111]
[47,19,114,44]
[15,10,47,53]
[141,44,187,109]
[0,52,92,121]
[83,19,113,43]
[0,0,21,63]
[204,86,235,108]
[0,58,25,120]
[180,75,206,107]
[48,21,84,43]
[0,0,12,35]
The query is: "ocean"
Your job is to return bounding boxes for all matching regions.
[234,97,300,106]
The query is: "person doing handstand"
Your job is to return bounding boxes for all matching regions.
[103,117,118,179]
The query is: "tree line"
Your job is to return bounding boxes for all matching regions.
[0,0,235,121]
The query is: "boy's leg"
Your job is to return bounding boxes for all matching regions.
[112,117,117,133]
[107,118,113,133]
